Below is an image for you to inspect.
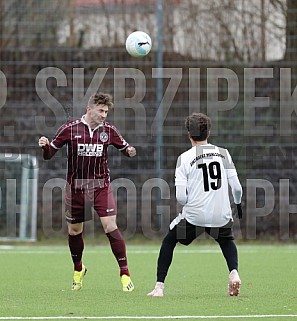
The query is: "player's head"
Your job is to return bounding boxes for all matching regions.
[185,113,211,141]
[86,93,114,126]
[88,92,114,110]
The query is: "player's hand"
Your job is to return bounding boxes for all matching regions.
[236,203,243,219]
[127,146,136,157]
[38,136,50,147]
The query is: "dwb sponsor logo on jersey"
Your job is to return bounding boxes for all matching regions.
[78,143,103,156]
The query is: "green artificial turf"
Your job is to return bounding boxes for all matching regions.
[0,243,296,320]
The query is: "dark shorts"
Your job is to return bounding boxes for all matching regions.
[172,218,234,245]
[65,184,117,224]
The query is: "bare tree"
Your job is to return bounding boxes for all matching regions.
[284,0,297,61]
[0,0,288,62]
[0,0,3,49]
[0,0,68,49]
[166,0,285,62]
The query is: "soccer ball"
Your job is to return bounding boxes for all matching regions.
[125,31,152,58]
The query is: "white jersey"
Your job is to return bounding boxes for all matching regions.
[174,144,238,227]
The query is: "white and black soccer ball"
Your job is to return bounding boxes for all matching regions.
[125,31,152,58]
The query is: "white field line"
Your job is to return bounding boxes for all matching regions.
[0,315,297,320]
[0,249,220,254]
[0,249,254,254]
[0,245,296,255]
[0,245,219,254]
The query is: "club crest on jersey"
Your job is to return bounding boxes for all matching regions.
[99,132,108,142]
[78,143,103,156]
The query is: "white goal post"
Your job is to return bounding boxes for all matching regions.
[0,154,38,242]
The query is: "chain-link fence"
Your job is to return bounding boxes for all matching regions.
[0,0,296,240]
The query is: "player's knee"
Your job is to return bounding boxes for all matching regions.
[100,215,117,233]
[162,230,177,246]
[67,222,83,235]
[68,227,82,236]
[178,239,192,246]
[216,237,233,246]
[103,222,118,233]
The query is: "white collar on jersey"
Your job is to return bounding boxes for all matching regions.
[81,115,104,129]
[81,115,105,138]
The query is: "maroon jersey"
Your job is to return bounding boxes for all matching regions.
[42,115,129,191]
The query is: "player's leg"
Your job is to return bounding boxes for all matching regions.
[100,215,134,292]
[208,222,241,296]
[67,222,84,271]
[147,228,177,297]
[148,218,198,297]
[67,222,87,290]
[217,239,238,272]
[100,214,130,276]
[219,239,241,296]
[95,185,134,291]
[65,188,88,290]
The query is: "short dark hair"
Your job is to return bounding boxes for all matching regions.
[88,92,114,109]
[185,113,211,141]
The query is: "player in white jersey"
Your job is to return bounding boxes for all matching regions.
[148,113,243,297]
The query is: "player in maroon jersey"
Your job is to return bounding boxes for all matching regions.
[38,92,136,292]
